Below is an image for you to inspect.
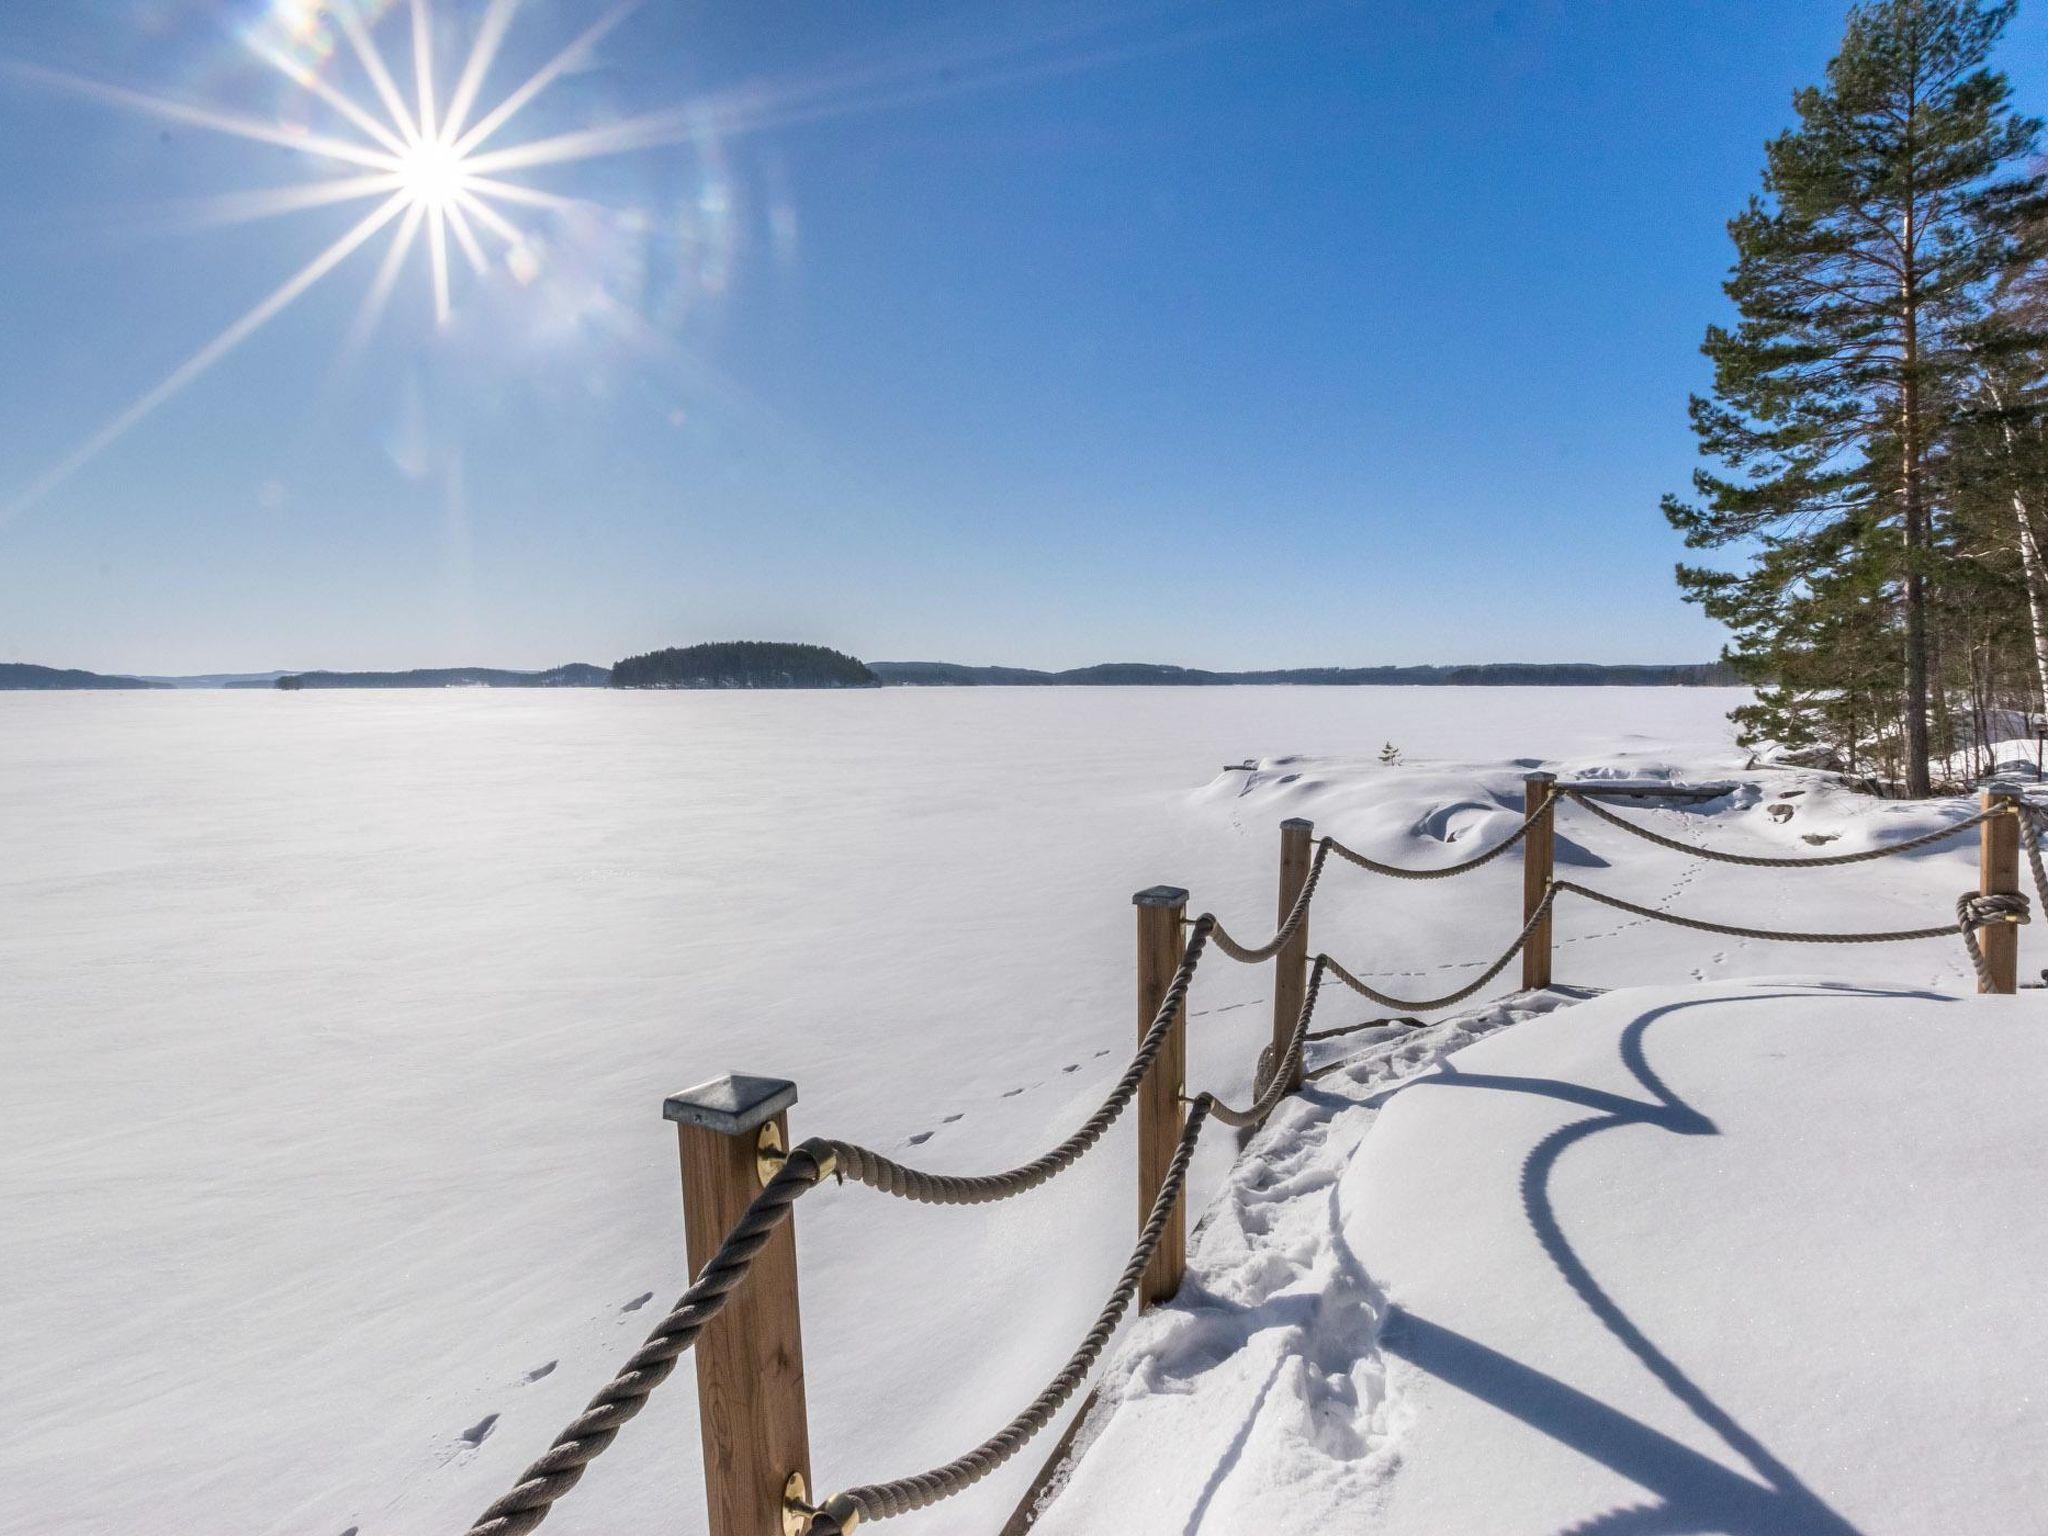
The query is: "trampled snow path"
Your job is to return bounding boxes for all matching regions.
[1,687,2036,1535]
[1032,982,2048,1534]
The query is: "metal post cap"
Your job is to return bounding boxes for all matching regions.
[663,1073,797,1135]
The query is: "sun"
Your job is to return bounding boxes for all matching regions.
[396,138,472,213]
[1,0,661,519]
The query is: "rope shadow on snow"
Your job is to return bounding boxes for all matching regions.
[1375,988,1942,1536]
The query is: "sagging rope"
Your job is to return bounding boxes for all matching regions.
[1322,881,1563,1011]
[1320,789,1556,881]
[796,954,1332,1533]
[823,915,1212,1204]
[795,1097,1211,1535]
[1210,793,1554,963]
[1318,879,2031,1012]
[1209,839,1329,962]
[1561,786,2004,867]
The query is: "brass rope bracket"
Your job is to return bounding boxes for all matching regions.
[757,1123,786,1188]
[782,1472,863,1534]
[756,1126,840,1188]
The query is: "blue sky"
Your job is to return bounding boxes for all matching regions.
[2,0,2044,674]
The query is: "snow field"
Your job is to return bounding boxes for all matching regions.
[7,684,2028,1535]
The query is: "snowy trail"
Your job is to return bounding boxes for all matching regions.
[1035,982,2048,1535]
[4,686,2032,1535]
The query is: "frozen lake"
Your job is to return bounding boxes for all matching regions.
[4,684,1783,1535]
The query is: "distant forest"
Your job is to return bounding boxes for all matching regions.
[273,665,606,689]
[611,642,879,689]
[5,654,1742,690]
[0,663,164,690]
[869,661,1742,687]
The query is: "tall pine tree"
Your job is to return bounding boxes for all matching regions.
[1667,0,2039,794]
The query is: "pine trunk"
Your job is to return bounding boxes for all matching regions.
[1899,192,1932,798]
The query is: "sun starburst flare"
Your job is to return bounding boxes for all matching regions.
[3,0,1308,525]
[2,0,647,519]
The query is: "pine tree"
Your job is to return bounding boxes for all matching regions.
[1667,0,2040,794]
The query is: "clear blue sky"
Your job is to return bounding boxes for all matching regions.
[2,0,2044,674]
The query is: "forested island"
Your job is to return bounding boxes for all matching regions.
[611,642,878,689]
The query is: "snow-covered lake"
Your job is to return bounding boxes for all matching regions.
[12,683,1998,1536]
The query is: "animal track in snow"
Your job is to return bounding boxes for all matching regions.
[907,1131,934,1146]
[942,1113,963,1123]
[523,1360,556,1383]
[621,1292,653,1313]
[458,1413,498,1447]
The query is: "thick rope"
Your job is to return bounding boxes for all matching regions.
[1552,878,1983,945]
[461,1146,833,1536]
[1561,786,2000,867]
[1209,841,1330,963]
[1320,792,1556,880]
[2019,804,2048,922]
[1212,957,1326,1127]
[802,1098,1216,1533]
[1321,883,1562,1011]
[821,917,1213,1204]
[1957,890,2032,989]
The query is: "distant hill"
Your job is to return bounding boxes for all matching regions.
[145,672,294,689]
[612,642,878,689]
[274,664,608,689]
[869,660,1740,687]
[0,663,168,690]
[9,654,1740,692]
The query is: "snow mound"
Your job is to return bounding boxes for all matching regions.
[1035,982,2048,1534]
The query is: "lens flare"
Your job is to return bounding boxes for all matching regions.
[2,0,647,521]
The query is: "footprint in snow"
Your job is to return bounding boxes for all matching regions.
[1002,1087,1026,1098]
[1062,1063,1079,1073]
[907,1131,934,1146]
[621,1292,653,1313]
[942,1113,963,1124]
[459,1413,499,1448]
[1094,1049,1111,1058]
[523,1361,556,1383]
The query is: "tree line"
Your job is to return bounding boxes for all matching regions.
[1671,0,2048,794]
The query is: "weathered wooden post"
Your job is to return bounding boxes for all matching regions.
[1271,818,1315,1095]
[1134,885,1189,1307]
[1521,772,1557,991]
[664,1074,815,1536]
[1978,788,2021,995]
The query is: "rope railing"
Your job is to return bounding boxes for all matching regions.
[454,775,2044,1536]
[1209,839,1329,962]
[797,957,1332,1532]
[1319,790,1555,880]
[1559,784,2004,867]
[825,916,1215,1205]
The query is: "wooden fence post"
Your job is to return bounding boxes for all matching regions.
[664,1074,814,1536]
[1271,818,1315,1095]
[1134,885,1189,1307]
[1521,772,1557,991]
[1979,788,2021,995]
